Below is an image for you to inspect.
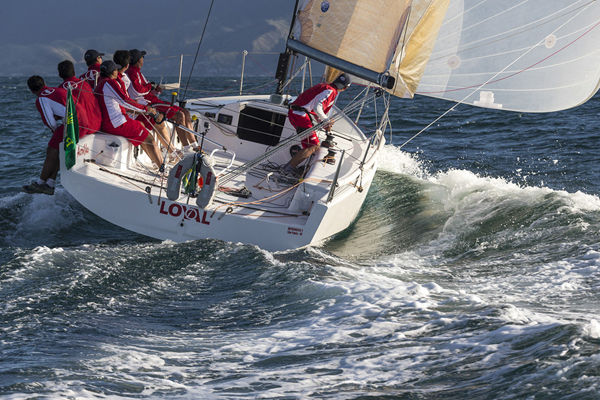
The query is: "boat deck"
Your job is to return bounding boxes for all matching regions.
[82,144,311,222]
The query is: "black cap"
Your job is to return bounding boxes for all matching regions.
[333,73,352,90]
[84,49,104,62]
[100,60,121,74]
[130,49,147,65]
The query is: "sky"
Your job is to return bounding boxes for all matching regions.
[0,0,295,79]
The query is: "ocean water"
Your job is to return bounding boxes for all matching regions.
[1,76,600,399]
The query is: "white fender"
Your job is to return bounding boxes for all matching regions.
[196,155,218,208]
[166,154,195,201]
[166,154,218,208]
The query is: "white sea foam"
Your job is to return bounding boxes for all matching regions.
[378,145,600,217]
[4,189,85,246]
[5,241,593,399]
[378,144,428,178]
[48,272,571,399]
[584,319,600,339]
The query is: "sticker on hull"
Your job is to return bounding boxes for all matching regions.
[159,200,210,225]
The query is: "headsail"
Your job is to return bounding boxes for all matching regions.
[287,0,413,89]
[415,0,600,112]
[388,0,452,98]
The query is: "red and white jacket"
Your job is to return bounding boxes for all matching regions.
[95,77,148,129]
[119,72,132,93]
[79,63,101,90]
[125,65,165,106]
[61,76,101,136]
[288,82,339,129]
[35,86,67,132]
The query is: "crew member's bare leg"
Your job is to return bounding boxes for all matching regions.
[174,110,196,147]
[40,147,59,181]
[140,136,164,168]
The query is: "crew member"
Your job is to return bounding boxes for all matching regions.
[113,50,174,155]
[79,49,104,90]
[58,60,101,137]
[282,73,352,175]
[22,76,68,195]
[126,49,197,149]
[95,60,164,169]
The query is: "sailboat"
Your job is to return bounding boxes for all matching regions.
[59,0,600,251]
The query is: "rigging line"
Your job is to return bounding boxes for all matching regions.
[355,86,371,124]
[377,92,392,140]
[400,2,598,150]
[182,0,215,101]
[213,158,328,215]
[285,54,300,98]
[96,166,151,193]
[246,53,275,77]
[184,78,278,96]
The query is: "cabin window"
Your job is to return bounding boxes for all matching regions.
[237,106,286,146]
[217,113,233,125]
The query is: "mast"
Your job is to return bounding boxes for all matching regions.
[275,51,292,95]
[275,0,302,95]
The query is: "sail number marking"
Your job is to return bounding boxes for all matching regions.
[287,227,303,236]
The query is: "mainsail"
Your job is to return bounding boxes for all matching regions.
[416,0,600,112]
[287,0,413,88]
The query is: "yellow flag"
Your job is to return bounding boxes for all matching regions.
[64,87,79,170]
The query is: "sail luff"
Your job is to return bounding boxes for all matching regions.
[387,0,452,98]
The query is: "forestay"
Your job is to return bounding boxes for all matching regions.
[414,0,600,112]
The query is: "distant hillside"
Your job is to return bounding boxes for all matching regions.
[0,1,295,78]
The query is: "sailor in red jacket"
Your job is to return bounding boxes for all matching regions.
[95,60,163,169]
[22,76,68,195]
[79,49,104,90]
[126,49,196,149]
[58,60,101,137]
[113,50,174,155]
[22,68,99,195]
[282,73,352,175]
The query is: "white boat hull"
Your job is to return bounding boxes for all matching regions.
[60,94,383,251]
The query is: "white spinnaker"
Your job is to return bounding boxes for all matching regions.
[416,0,600,112]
